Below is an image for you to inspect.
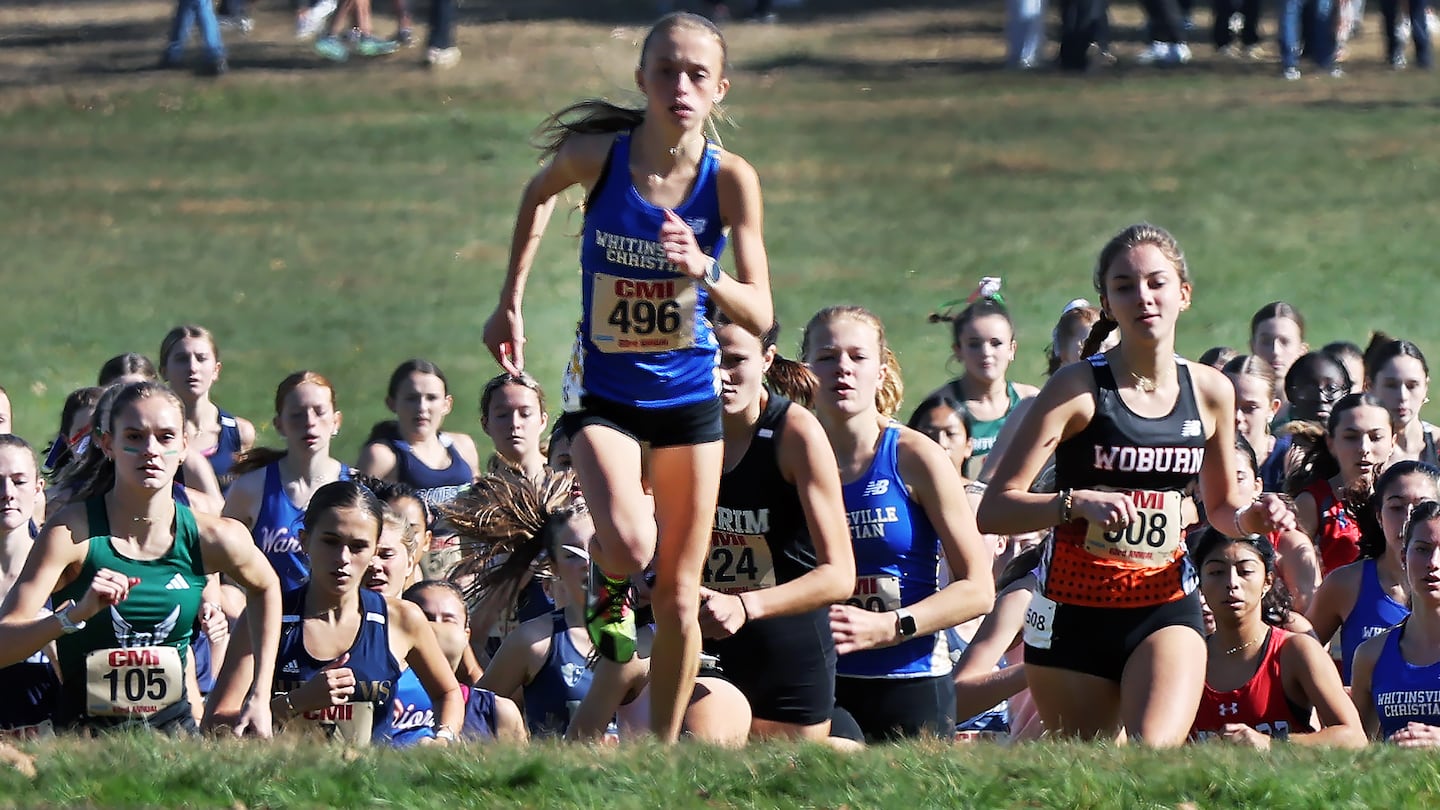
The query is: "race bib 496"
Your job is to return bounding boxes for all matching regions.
[588,272,697,353]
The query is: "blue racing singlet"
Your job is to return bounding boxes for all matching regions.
[523,612,594,737]
[837,424,949,679]
[1370,620,1440,739]
[252,461,352,591]
[564,132,726,411]
[388,435,472,509]
[206,408,244,485]
[0,649,58,736]
[1342,559,1410,684]
[385,672,504,746]
[1,531,59,735]
[385,667,436,747]
[274,586,402,744]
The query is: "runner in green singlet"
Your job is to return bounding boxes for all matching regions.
[0,382,280,735]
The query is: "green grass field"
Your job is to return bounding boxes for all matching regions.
[5,1,1440,803]
[2,735,1440,808]
[5,1,1440,454]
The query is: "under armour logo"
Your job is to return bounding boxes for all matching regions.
[1218,702,1240,717]
[863,479,890,497]
[1181,420,1203,438]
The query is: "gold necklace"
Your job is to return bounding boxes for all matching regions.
[1129,372,1158,393]
[1224,636,1264,656]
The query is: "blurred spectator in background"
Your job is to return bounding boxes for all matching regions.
[160,0,227,75]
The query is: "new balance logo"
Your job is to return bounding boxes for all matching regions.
[862,479,890,497]
[1217,702,1239,717]
[1181,420,1202,438]
[164,574,190,591]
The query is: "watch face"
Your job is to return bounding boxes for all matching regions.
[899,613,917,636]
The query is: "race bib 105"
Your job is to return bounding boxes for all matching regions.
[85,646,183,717]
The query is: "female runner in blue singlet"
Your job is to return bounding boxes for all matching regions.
[205,481,462,744]
[224,372,351,595]
[159,325,255,490]
[394,581,527,745]
[1352,499,1440,746]
[358,359,480,507]
[475,501,598,738]
[359,359,479,579]
[802,306,994,741]
[360,506,524,746]
[482,11,773,742]
[479,372,550,482]
[0,436,59,738]
[1308,461,1435,684]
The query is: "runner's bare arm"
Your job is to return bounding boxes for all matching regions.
[484,134,611,373]
[0,510,88,666]
[706,155,772,336]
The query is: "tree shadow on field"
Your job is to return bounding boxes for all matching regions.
[455,0,996,24]
[1303,96,1440,111]
[840,17,1006,38]
[0,0,129,7]
[740,50,1002,77]
[1,19,157,49]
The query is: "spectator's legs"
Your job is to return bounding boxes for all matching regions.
[1410,0,1433,64]
[427,0,456,50]
[1241,0,1263,45]
[1278,0,1303,70]
[1213,0,1237,48]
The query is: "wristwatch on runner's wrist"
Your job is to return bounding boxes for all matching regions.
[895,608,917,638]
[701,257,723,287]
[56,605,86,634]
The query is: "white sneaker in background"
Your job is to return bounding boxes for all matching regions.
[1173,42,1192,63]
[425,46,461,68]
[1135,41,1169,64]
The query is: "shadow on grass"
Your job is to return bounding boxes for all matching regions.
[741,50,1004,77]
[1303,95,1440,111]
[2,19,158,49]
[454,0,996,24]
